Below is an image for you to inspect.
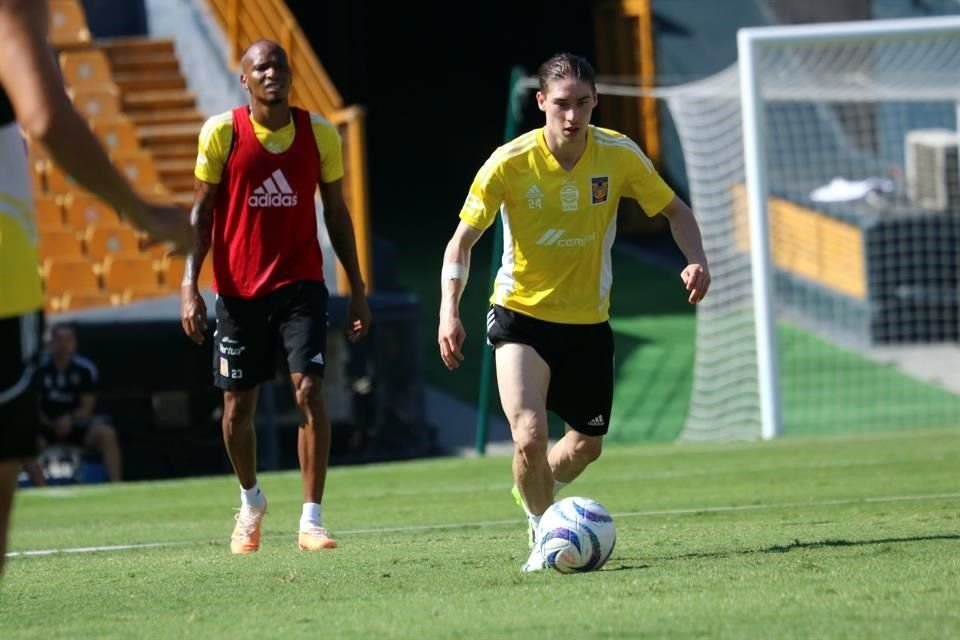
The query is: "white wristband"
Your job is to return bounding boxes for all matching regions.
[441,263,468,284]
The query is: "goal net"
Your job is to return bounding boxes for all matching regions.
[659,17,960,440]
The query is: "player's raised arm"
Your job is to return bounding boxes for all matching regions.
[659,196,711,304]
[438,221,484,370]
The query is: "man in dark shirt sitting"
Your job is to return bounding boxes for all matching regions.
[35,323,121,482]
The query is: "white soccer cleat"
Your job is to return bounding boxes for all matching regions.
[521,546,548,573]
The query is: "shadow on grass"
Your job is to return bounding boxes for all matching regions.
[618,533,960,564]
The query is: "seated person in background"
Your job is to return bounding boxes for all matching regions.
[35,323,121,482]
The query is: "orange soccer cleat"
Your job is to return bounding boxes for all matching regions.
[230,501,267,554]
[297,524,338,551]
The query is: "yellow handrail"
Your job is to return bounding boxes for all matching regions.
[206,0,373,292]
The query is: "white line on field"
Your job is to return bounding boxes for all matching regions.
[7,491,959,559]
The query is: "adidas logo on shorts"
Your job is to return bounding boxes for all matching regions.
[586,415,605,427]
[248,169,299,207]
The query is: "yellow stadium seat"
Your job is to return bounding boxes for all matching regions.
[68,86,122,120]
[38,228,83,260]
[34,194,64,229]
[42,256,99,296]
[101,254,161,295]
[59,289,114,311]
[48,0,92,49]
[58,49,112,90]
[62,191,121,229]
[84,224,141,261]
[90,116,141,155]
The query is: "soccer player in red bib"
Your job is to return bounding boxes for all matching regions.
[438,53,710,571]
[180,40,370,554]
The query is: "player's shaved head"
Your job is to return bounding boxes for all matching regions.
[241,39,287,70]
[239,38,292,108]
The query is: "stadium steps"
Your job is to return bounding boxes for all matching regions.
[113,72,186,93]
[154,159,196,184]
[128,109,205,127]
[122,89,197,112]
[162,175,197,192]
[149,143,200,160]
[109,54,182,74]
[96,35,176,56]
[138,123,200,146]
[97,36,201,207]
[170,192,194,207]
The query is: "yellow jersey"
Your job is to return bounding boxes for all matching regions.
[0,121,42,319]
[195,109,344,184]
[460,126,674,324]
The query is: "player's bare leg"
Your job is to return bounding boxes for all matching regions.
[293,372,336,550]
[222,388,265,554]
[222,388,259,489]
[496,343,553,572]
[496,343,553,515]
[548,425,602,489]
[0,461,20,577]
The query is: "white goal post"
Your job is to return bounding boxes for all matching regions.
[736,16,960,440]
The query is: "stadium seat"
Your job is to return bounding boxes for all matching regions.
[157,253,215,290]
[29,160,46,193]
[116,288,167,305]
[58,49,112,90]
[68,86,122,120]
[62,192,121,229]
[90,116,141,155]
[158,254,185,289]
[38,228,83,260]
[42,256,99,296]
[34,194,64,229]
[109,150,162,193]
[198,258,214,289]
[101,254,161,296]
[48,0,92,49]
[84,224,141,261]
[25,137,48,163]
[146,241,172,264]
[43,162,77,194]
[59,289,114,311]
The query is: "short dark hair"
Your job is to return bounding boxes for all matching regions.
[537,53,597,95]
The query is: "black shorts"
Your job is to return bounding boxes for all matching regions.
[0,311,43,460]
[486,305,614,436]
[213,281,329,391]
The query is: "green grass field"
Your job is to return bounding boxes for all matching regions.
[4,428,958,639]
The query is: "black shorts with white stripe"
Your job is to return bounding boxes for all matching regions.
[212,281,329,391]
[486,305,614,436]
[0,310,43,460]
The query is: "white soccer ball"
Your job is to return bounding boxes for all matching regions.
[536,496,616,573]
